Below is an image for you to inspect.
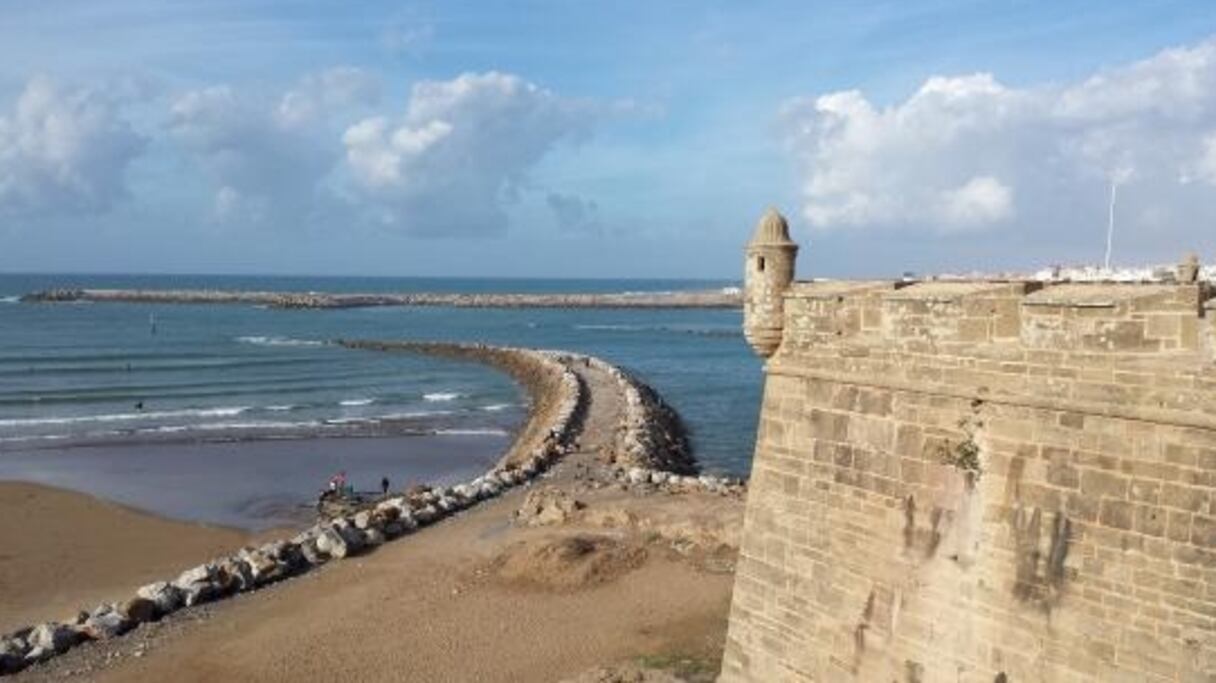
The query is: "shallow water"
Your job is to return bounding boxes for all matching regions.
[0,434,505,530]
[0,274,762,525]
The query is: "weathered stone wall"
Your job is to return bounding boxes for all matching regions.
[723,280,1216,682]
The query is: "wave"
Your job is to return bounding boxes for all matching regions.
[264,404,296,412]
[234,335,326,347]
[375,410,457,420]
[0,296,18,304]
[433,428,510,436]
[0,406,250,428]
[339,398,375,407]
[480,403,516,412]
[423,392,462,402]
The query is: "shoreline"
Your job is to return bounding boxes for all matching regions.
[1,341,744,680]
[0,482,264,635]
[20,287,742,309]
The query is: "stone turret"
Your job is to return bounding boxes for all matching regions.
[743,208,798,358]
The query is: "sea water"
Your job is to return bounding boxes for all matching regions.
[0,274,761,479]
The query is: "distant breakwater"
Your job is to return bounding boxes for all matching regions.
[22,287,742,310]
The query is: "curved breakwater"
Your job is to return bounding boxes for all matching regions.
[0,339,723,675]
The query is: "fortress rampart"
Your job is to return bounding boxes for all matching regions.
[722,211,1216,681]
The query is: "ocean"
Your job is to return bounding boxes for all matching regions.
[0,274,761,526]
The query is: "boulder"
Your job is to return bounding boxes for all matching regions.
[240,549,278,583]
[174,564,221,607]
[216,557,256,593]
[649,471,670,485]
[627,468,650,485]
[335,524,366,552]
[271,542,307,573]
[136,581,183,615]
[315,528,349,559]
[0,637,28,675]
[353,510,373,529]
[298,538,325,565]
[363,528,386,547]
[27,622,83,655]
[120,597,159,624]
[82,606,132,640]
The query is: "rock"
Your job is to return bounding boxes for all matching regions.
[315,528,350,559]
[479,480,501,498]
[298,539,325,565]
[353,510,373,529]
[27,622,83,655]
[82,607,132,640]
[383,521,404,537]
[273,542,307,573]
[240,549,281,585]
[627,468,650,485]
[649,471,669,485]
[136,581,183,615]
[363,528,385,546]
[120,597,159,624]
[335,524,366,552]
[0,638,28,675]
[415,504,439,524]
[174,564,221,607]
[216,557,255,593]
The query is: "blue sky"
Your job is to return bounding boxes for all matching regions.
[1,1,1215,278]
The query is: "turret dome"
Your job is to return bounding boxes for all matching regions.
[750,208,795,246]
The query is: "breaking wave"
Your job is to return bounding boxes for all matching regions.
[0,406,251,428]
[234,335,326,347]
[423,392,462,402]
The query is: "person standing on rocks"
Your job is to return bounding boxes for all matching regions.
[381,476,390,496]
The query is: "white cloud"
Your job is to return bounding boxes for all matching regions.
[343,71,592,235]
[940,176,1012,229]
[0,76,145,214]
[276,67,380,128]
[782,37,1216,244]
[170,84,334,225]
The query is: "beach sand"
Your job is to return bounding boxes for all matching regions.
[5,350,743,681]
[0,482,255,634]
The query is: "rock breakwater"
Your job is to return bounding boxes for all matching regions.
[22,288,742,310]
[0,339,719,676]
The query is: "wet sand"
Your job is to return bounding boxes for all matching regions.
[0,482,255,633]
[0,434,506,530]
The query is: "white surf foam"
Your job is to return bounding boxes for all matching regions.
[339,398,375,407]
[0,406,251,428]
[480,403,516,412]
[234,335,325,347]
[423,392,462,402]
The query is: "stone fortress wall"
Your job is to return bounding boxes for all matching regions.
[721,210,1216,681]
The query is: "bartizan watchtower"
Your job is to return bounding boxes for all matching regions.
[743,208,798,358]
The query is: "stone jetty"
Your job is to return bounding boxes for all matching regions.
[21,287,742,309]
[0,340,742,676]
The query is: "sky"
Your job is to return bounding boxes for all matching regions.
[1,0,1215,279]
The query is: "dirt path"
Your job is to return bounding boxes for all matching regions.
[15,357,741,683]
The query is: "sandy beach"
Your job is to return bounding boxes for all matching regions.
[0,483,257,635]
[2,344,745,681]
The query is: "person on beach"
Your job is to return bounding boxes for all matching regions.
[381,476,390,496]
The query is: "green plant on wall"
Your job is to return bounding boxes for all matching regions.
[938,415,983,482]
